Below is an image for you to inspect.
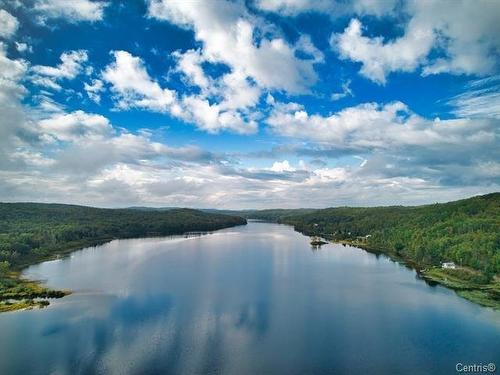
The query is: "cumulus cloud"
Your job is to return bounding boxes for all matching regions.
[173,49,210,91]
[332,0,500,83]
[332,18,433,84]
[179,95,257,134]
[0,94,496,208]
[0,0,498,208]
[38,110,113,142]
[173,48,261,112]
[101,2,323,133]
[32,50,88,79]
[0,87,254,207]
[266,99,500,188]
[30,50,88,90]
[147,0,322,94]
[102,50,257,134]
[33,0,109,23]
[267,100,498,150]
[102,50,177,112]
[269,160,295,172]
[0,9,19,39]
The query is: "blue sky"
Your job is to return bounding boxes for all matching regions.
[0,0,498,208]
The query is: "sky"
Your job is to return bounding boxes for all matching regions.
[0,0,499,209]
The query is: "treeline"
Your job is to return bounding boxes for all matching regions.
[0,203,246,272]
[220,208,316,222]
[247,193,500,279]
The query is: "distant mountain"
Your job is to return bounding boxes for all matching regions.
[127,206,177,211]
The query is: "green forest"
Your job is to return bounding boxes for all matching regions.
[1,194,498,311]
[242,193,500,308]
[0,203,246,312]
[277,193,499,275]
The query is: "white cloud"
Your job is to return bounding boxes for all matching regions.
[35,95,65,114]
[15,42,32,53]
[173,49,210,90]
[9,149,55,167]
[332,1,500,83]
[267,100,498,152]
[32,50,88,79]
[266,99,499,191]
[1,144,497,208]
[30,76,63,91]
[270,160,295,172]
[102,50,176,112]
[145,1,322,132]
[84,78,104,104]
[33,0,109,23]
[38,110,113,142]
[0,42,26,93]
[147,0,322,94]
[0,9,19,39]
[103,50,257,134]
[218,70,261,111]
[332,18,433,84]
[0,93,496,208]
[255,0,332,15]
[31,50,88,89]
[0,42,28,154]
[254,0,397,17]
[179,95,257,134]
[173,49,261,111]
[268,100,408,146]
[0,1,498,208]
[350,0,397,17]
[448,76,500,119]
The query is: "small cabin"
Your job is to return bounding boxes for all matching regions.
[442,262,456,269]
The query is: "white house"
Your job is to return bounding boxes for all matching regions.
[442,262,456,269]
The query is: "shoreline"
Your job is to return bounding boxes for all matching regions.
[2,222,497,314]
[0,224,246,314]
[1,237,117,313]
[326,238,499,310]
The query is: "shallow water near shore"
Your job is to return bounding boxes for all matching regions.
[0,222,498,374]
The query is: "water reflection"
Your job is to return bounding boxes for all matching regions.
[0,222,498,375]
[235,300,270,335]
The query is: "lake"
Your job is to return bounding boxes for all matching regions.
[0,222,498,374]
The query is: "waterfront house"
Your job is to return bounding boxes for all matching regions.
[442,262,456,269]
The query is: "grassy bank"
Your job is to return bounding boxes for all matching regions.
[0,271,69,313]
[421,268,500,309]
[0,203,246,313]
[317,237,500,309]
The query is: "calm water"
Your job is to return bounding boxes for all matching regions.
[0,222,499,374]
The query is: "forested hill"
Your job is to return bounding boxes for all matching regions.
[0,203,246,271]
[249,193,500,277]
[215,208,317,221]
